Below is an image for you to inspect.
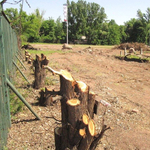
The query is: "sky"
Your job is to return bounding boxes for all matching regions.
[3,0,150,25]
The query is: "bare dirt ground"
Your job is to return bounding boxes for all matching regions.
[7,44,150,150]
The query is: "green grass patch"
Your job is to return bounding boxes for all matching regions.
[9,91,24,116]
[27,49,72,55]
[73,44,114,49]
[115,55,150,63]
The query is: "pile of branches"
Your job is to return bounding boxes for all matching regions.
[115,42,150,51]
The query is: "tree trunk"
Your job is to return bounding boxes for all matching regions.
[33,54,49,89]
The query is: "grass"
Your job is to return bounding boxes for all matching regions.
[73,44,114,49]
[115,54,150,63]
[26,49,72,56]
[9,91,24,116]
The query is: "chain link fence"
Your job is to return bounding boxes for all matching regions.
[0,7,19,149]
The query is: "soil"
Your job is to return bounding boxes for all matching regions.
[7,44,150,150]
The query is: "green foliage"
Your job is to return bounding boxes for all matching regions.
[108,20,121,45]
[26,49,72,55]
[126,55,150,62]
[68,0,107,44]
[4,3,150,45]
[124,8,150,44]
[40,19,56,43]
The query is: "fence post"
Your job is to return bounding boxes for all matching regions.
[140,48,143,55]
[13,61,30,84]
[124,48,127,56]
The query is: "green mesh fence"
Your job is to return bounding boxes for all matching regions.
[0,7,19,149]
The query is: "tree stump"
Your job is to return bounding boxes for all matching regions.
[39,87,61,106]
[33,54,49,89]
[25,50,33,64]
[44,66,109,150]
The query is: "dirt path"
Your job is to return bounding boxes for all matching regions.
[7,44,150,150]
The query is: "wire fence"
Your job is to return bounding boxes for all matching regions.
[0,7,19,149]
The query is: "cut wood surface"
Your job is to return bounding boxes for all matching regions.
[66,99,80,106]
[82,114,89,125]
[44,65,107,150]
[79,128,86,138]
[88,119,96,136]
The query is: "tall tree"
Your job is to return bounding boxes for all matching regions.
[55,16,65,43]
[67,0,107,44]
[108,20,121,45]
[137,8,150,44]
[40,18,56,43]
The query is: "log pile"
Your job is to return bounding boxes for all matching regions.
[43,66,110,150]
[33,54,49,89]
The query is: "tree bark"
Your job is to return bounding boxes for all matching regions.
[33,54,49,89]
[54,127,62,150]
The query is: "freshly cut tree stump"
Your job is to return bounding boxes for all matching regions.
[54,127,62,150]
[39,87,61,106]
[25,51,33,64]
[44,66,109,150]
[39,88,53,106]
[33,54,49,89]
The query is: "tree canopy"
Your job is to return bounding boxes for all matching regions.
[4,0,150,45]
